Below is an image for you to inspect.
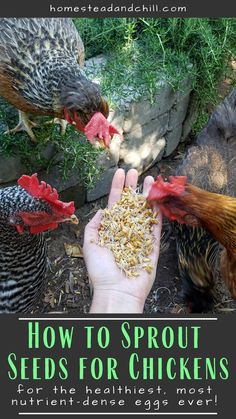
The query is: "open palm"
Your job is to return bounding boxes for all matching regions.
[83,169,162,312]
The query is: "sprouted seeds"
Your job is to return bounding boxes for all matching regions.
[98,187,158,277]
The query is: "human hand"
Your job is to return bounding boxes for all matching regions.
[83,168,162,313]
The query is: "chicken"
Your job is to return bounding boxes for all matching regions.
[148,88,236,312]
[0,173,78,313]
[0,18,119,146]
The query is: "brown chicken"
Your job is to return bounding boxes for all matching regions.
[148,88,236,312]
[0,18,119,146]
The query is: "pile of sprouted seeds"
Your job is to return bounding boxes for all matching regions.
[98,187,158,277]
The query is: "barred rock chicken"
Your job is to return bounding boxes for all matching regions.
[0,18,119,146]
[148,88,236,312]
[0,174,78,313]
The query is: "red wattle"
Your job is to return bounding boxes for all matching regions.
[15,225,24,234]
[29,223,59,234]
[148,176,187,201]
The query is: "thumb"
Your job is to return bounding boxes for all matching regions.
[84,209,103,245]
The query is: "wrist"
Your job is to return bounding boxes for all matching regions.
[89,289,145,313]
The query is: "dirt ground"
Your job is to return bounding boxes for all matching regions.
[34,138,236,315]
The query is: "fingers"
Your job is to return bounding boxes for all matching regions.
[108,168,139,208]
[142,175,161,230]
[142,176,154,197]
[125,168,139,189]
[85,168,139,246]
[84,209,103,245]
[108,168,125,208]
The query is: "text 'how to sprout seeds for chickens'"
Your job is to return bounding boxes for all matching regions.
[1,317,233,415]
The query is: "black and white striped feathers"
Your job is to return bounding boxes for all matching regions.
[0,185,51,313]
[0,18,103,119]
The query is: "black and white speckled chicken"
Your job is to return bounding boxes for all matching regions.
[0,18,119,146]
[0,174,78,313]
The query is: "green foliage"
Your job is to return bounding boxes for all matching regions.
[54,126,104,188]
[0,102,103,188]
[191,109,210,135]
[76,17,236,128]
[160,18,236,112]
[73,18,136,58]
[0,18,235,188]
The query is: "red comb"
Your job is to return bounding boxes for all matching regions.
[84,112,121,147]
[148,176,187,201]
[18,174,75,216]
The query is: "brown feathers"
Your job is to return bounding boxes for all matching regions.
[0,18,85,116]
[156,88,236,311]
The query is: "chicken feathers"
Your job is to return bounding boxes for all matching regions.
[0,18,118,145]
[148,88,236,311]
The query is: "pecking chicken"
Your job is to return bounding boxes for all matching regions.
[148,87,236,312]
[0,18,119,146]
[0,173,78,313]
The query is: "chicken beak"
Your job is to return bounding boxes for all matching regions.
[70,214,79,225]
[98,138,107,148]
[63,214,79,225]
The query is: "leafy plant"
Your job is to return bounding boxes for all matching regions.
[73,18,136,58]
[1,18,235,188]
[0,101,103,188]
[77,17,236,129]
